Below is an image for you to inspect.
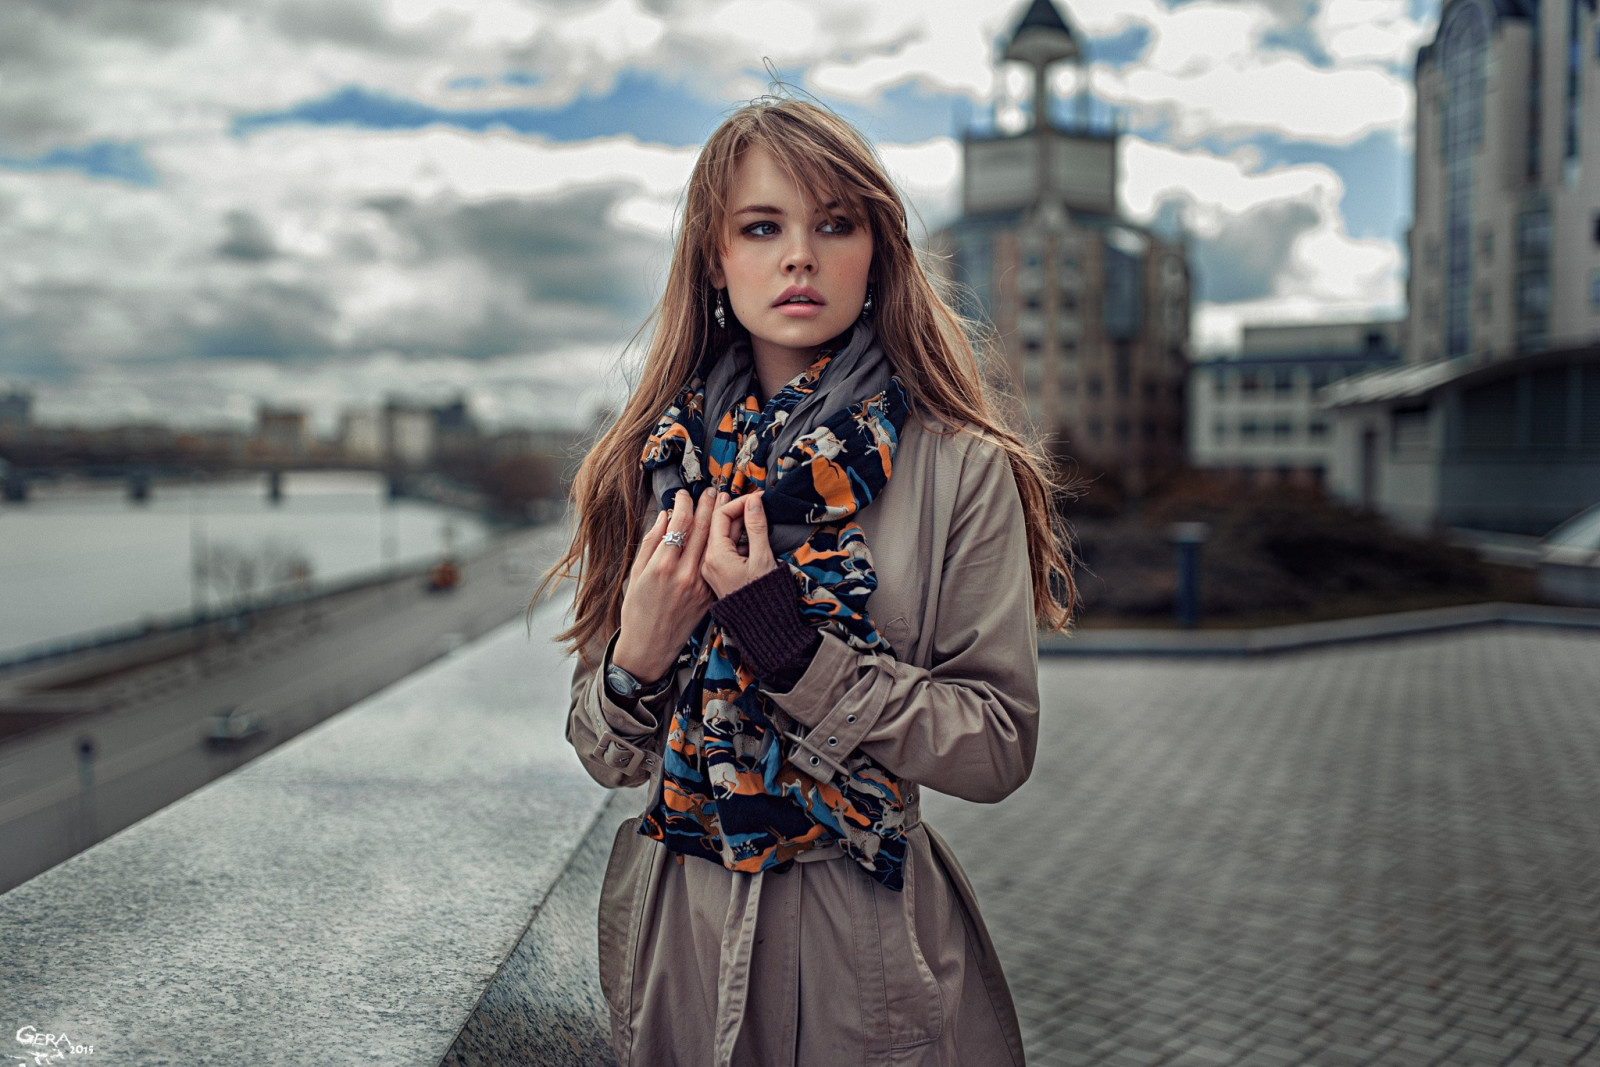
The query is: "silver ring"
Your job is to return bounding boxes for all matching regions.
[661,530,687,548]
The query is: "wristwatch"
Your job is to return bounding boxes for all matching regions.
[605,661,672,703]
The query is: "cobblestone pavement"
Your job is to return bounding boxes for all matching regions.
[922,627,1600,1067]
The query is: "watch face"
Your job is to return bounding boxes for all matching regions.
[606,664,639,699]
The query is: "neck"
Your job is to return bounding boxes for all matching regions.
[750,340,820,405]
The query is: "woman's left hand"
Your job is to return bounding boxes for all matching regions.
[702,490,779,598]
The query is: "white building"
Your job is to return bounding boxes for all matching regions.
[1188,321,1402,485]
[1406,0,1600,362]
[337,408,383,464]
[382,402,435,469]
[1320,0,1600,533]
[1324,341,1600,533]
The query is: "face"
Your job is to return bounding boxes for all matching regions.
[710,146,874,374]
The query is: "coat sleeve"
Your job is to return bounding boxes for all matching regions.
[565,626,677,789]
[764,433,1041,804]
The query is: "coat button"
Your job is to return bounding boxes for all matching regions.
[827,736,838,746]
[846,714,857,724]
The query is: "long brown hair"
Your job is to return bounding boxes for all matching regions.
[537,96,1077,662]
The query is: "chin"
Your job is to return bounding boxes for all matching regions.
[758,316,857,351]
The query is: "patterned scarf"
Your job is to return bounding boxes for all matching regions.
[636,325,913,891]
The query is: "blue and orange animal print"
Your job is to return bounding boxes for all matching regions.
[637,342,913,891]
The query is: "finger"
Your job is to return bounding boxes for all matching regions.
[660,490,693,546]
[744,492,775,567]
[707,491,734,550]
[684,485,718,560]
[632,509,667,575]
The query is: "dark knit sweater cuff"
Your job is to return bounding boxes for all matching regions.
[709,565,822,687]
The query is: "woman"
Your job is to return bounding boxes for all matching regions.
[541,96,1075,1067]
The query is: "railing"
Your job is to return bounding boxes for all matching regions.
[0,602,621,1066]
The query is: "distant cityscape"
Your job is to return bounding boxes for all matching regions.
[0,391,595,522]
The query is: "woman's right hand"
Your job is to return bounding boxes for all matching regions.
[611,488,717,684]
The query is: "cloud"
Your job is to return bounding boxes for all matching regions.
[1119,136,1405,349]
[21,347,633,434]
[1191,201,1322,303]
[0,0,1436,404]
[1313,0,1433,65]
[1095,55,1411,146]
[0,126,706,377]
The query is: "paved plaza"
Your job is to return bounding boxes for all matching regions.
[924,626,1600,1067]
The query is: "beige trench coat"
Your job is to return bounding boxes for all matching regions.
[565,416,1039,1067]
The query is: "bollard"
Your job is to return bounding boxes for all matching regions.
[1168,522,1211,629]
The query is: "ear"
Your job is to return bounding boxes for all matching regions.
[709,258,726,290]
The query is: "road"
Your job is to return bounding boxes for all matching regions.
[0,524,569,894]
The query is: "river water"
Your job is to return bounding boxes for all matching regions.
[0,470,495,660]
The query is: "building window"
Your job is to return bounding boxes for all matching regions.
[1461,382,1518,450]
[1241,372,1260,395]
[1213,370,1229,396]
[1114,341,1132,398]
[1439,0,1487,357]
[1024,338,1041,353]
[1531,368,1569,447]
[1240,420,1260,439]
[1592,213,1600,245]
[1519,209,1551,255]
[1310,367,1331,389]
[1060,291,1078,312]
[1308,420,1329,438]
[1142,419,1157,441]
[1477,286,1492,317]
[1520,274,1551,315]
[1214,419,1227,440]
[1142,378,1158,401]
[1088,418,1103,441]
[1273,370,1294,395]
[1087,375,1103,398]
[1591,270,1600,310]
[1273,420,1293,440]
[1392,405,1431,453]
[1115,419,1130,442]
[1104,239,1143,341]
[1479,228,1493,260]
[1567,0,1583,168]
[1581,366,1600,447]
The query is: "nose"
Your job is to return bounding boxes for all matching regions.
[781,231,816,275]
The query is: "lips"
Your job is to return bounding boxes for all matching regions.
[772,285,825,308]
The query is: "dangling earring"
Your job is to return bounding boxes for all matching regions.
[713,289,727,330]
[860,283,875,321]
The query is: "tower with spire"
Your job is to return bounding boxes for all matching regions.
[936,0,1192,493]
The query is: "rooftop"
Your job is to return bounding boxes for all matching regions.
[1321,342,1600,407]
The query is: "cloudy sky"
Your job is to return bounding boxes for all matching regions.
[0,0,1435,433]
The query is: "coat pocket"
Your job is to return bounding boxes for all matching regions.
[870,848,945,1050]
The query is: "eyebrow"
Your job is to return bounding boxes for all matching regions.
[732,199,845,218]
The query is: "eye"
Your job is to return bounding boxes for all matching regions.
[742,221,778,237]
[820,216,855,235]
